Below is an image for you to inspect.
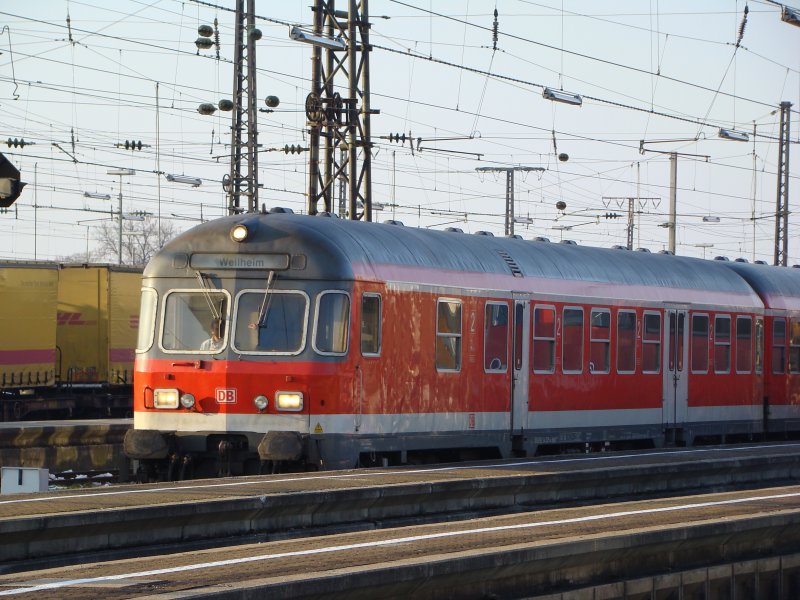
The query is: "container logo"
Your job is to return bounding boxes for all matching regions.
[215,388,237,404]
[57,312,97,326]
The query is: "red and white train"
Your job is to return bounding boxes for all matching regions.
[124,209,800,478]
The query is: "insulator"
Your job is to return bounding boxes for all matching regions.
[218,99,234,112]
[195,37,214,50]
[492,8,499,50]
[736,5,748,47]
[214,18,220,59]
[198,24,214,37]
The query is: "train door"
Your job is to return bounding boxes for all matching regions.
[511,295,530,434]
[663,307,689,433]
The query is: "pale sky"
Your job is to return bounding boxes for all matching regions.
[1,0,798,263]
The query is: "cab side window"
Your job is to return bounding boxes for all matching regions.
[360,294,381,356]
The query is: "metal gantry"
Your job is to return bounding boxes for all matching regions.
[225,0,259,214]
[475,166,544,236]
[305,0,374,220]
[774,101,792,266]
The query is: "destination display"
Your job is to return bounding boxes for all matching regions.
[189,253,290,270]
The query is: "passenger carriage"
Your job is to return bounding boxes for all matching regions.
[124,209,797,478]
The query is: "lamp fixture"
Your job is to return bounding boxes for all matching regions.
[719,128,749,142]
[542,87,583,106]
[166,173,203,187]
[782,5,800,26]
[83,192,111,200]
[289,26,346,51]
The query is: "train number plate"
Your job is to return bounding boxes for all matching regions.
[215,388,238,404]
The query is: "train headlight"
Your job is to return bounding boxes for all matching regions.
[230,224,249,243]
[180,393,196,409]
[153,388,180,409]
[253,395,268,411]
[275,391,303,411]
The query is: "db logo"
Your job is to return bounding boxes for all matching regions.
[215,388,237,404]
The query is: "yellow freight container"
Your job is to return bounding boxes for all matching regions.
[0,262,59,388]
[57,265,142,386]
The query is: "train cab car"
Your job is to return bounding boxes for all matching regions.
[125,209,784,479]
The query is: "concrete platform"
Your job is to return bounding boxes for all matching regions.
[1,443,800,570]
[0,487,799,599]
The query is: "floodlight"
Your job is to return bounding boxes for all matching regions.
[289,26,346,51]
[166,173,203,187]
[719,128,749,142]
[542,87,582,106]
[782,5,800,26]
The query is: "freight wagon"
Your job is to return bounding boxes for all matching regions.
[0,262,141,420]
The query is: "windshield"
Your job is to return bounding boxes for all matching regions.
[233,290,308,354]
[161,290,229,353]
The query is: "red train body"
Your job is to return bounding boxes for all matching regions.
[124,210,800,478]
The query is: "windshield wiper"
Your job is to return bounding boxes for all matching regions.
[256,270,276,328]
[195,272,222,320]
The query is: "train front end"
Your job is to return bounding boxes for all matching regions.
[124,213,353,479]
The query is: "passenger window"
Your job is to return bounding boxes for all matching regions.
[714,315,731,373]
[533,306,555,373]
[484,303,508,372]
[773,319,786,374]
[562,307,583,373]
[642,312,661,374]
[691,314,709,373]
[617,310,636,373]
[436,300,462,371]
[513,303,524,371]
[360,294,381,356]
[590,309,610,374]
[790,319,800,374]
[755,318,764,374]
[736,316,752,373]
[314,292,350,355]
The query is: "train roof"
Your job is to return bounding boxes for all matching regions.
[720,261,800,311]
[148,212,762,308]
